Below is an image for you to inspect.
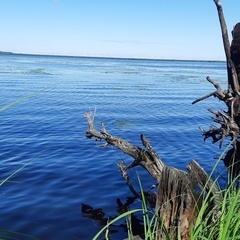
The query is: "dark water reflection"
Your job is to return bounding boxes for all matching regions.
[0,54,230,239]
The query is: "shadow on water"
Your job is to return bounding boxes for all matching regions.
[81,197,145,238]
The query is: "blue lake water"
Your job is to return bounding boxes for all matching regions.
[0,54,230,239]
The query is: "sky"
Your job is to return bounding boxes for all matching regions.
[0,0,240,60]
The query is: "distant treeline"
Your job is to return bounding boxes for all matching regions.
[0,51,13,54]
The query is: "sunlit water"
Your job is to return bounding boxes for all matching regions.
[0,54,230,239]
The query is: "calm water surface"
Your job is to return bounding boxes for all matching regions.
[0,54,230,239]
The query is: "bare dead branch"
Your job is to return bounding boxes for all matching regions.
[116,161,140,199]
[186,160,222,221]
[192,76,226,105]
[186,160,222,200]
[84,112,141,159]
[206,76,226,98]
[140,134,165,172]
[84,111,165,181]
[192,91,216,105]
[197,106,240,147]
[213,0,240,93]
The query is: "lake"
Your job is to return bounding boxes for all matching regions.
[0,54,230,239]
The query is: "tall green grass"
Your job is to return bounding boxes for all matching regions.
[190,175,240,240]
[191,141,240,240]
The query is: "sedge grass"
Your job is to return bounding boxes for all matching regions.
[191,174,240,240]
[190,141,233,239]
[191,140,240,240]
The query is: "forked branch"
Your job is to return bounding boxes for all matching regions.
[84,110,165,181]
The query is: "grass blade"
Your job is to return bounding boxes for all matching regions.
[93,209,143,240]
[0,153,45,187]
[0,86,55,112]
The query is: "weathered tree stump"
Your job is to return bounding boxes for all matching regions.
[155,166,200,240]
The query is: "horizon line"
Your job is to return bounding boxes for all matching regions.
[0,50,226,63]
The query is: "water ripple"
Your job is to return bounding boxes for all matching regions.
[0,54,229,239]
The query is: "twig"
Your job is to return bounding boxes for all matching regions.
[116,161,140,199]
[192,91,216,104]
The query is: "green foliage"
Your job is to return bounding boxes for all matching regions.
[190,141,240,240]
[191,175,240,240]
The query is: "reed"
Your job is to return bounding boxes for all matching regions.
[190,175,240,240]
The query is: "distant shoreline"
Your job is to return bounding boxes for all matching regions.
[0,51,225,63]
[0,51,14,55]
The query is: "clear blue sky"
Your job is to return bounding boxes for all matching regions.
[0,0,239,60]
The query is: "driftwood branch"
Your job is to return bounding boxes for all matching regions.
[192,91,216,105]
[116,161,141,199]
[186,160,222,203]
[192,76,230,105]
[85,111,141,159]
[84,111,165,181]
[84,110,223,198]
[192,76,227,104]
[84,111,223,239]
